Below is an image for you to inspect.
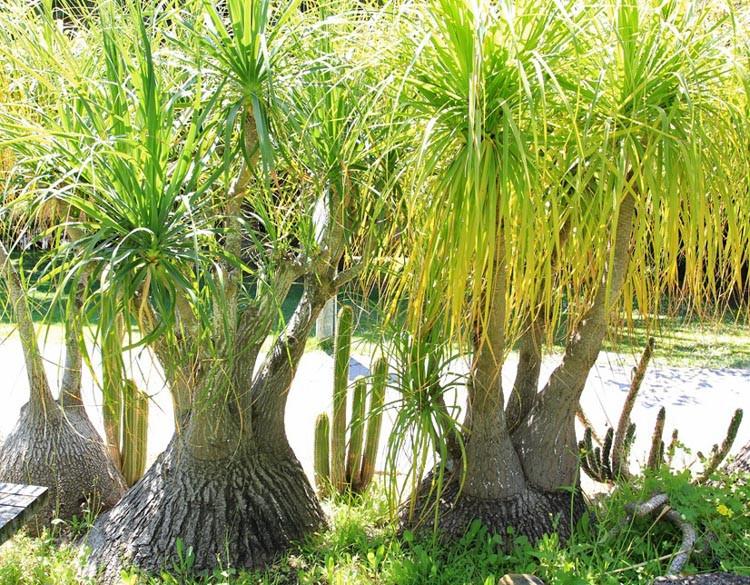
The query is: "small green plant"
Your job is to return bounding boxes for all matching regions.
[314,306,387,496]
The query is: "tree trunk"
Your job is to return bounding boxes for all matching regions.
[511,193,635,490]
[83,278,332,581]
[0,243,126,532]
[404,472,587,543]
[404,198,634,544]
[0,403,126,535]
[83,435,324,583]
[462,234,525,499]
[505,318,543,433]
[403,233,587,545]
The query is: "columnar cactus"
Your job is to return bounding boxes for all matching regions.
[102,323,150,485]
[330,305,353,492]
[314,413,331,495]
[345,378,367,486]
[579,338,744,485]
[357,357,388,492]
[121,379,149,487]
[696,408,743,484]
[313,306,388,496]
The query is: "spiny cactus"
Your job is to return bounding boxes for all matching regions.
[696,408,743,484]
[330,305,353,492]
[314,413,331,495]
[345,378,367,486]
[579,338,744,485]
[646,406,666,471]
[121,379,149,487]
[357,358,388,492]
[314,306,388,496]
[579,338,653,483]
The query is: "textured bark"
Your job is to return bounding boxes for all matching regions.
[403,471,587,545]
[506,221,570,433]
[0,403,126,535]
[250,271,334,456]
[83,437,324,583]
[84,272,334,580]
[0,242,55,414]
[59,306,83,407]
[505,318,543,434]
[464,234,525,499]
[512,194,636,490]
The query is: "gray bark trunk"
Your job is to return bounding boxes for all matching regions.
[0,244,125,532]
[512,194,635,490]
[0,403,126,535]
[84,272,335,580]
[403,470,587,545]
[84,436,324,583]
[0,242,55,413]
[59,283,85,408]
[250,279,331,455]
[463,234,525,499]
[505,317,543,433]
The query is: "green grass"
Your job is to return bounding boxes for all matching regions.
[2,469,748,585]
[601,316,750,369]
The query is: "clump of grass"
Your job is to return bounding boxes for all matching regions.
[0,532,89,585]
[3,472,749,584]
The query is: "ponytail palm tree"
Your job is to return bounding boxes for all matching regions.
[1,0,403,579]
[0,2,126,531]
[398,0,747,540]
[0,239,126,531]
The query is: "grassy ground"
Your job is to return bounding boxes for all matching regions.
[601,316,750,369]
[1,468,748,585]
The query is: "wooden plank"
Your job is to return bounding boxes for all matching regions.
[0,483,49,545]
[0,483,47,498]
[0,492,43,507]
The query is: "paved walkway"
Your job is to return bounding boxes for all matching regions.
[1,332,748,488]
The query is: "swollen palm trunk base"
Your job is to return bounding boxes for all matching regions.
[403,472,587,545]
[83,437,325,584]
[0,403,126,535]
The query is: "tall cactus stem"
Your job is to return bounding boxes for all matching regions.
[695,408,743,484]
[601,427,614,480]
[666,429,679,465]
[330,305,353,492]
[314,413,331,495]
[613,337,654,477]
[357,357,387,492]
[121,379,149,486]
[345,377,367,487]
[647,407,666,471]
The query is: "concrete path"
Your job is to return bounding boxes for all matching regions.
[1,331,748,491]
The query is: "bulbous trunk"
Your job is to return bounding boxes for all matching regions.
[83,434,324,583]
[0,401,126,534]
[403,468,587,544]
